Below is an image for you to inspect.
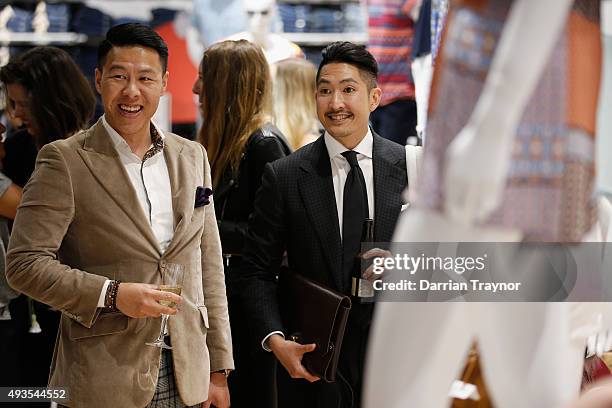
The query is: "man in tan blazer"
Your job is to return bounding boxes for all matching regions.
[6,23,233,408]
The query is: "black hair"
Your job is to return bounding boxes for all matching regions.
[316,41,378,89]
[98,23,169,72]
[0,46,96,148]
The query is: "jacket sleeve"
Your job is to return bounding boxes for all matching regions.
[199,144,234,371]
[239,162,287,342]
[6,143,107,328]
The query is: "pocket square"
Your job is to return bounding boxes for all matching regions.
[195,186,213,208]
[401,203,410,212]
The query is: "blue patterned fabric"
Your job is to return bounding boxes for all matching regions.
[7,7,32,33]
[431,0,449,62]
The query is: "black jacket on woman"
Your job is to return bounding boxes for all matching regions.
[214,123,292,285]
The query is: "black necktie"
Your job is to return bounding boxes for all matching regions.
[341,150,369,290]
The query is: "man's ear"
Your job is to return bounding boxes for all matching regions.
[369,87,382,112]
[94,68,102,94]
[161,71,169,93]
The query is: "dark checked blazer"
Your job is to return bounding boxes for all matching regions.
[240,132,407,342]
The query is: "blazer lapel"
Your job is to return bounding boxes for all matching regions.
[297,139,344,291]
[163,135,195,256]
[78,120,159,254]
[373,134,407,242]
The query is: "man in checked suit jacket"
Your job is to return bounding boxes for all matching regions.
[240,42,408,407]
[6,24,233,408]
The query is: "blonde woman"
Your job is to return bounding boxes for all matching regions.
[272,58,321,150]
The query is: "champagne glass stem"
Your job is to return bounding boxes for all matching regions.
[159,314,169,338]
[147,314,171,348]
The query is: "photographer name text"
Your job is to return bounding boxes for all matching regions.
[373,279,522,293]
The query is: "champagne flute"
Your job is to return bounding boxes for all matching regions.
[146,263,184,349]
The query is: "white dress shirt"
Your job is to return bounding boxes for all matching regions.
[324,128,375,238]
[97,116,174,308]
[262,128,375,350]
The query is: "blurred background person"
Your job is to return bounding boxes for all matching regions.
[1,46,95,185]
[272,58,320,150]
[0,45,95,397]
[193,39,292,408]
[367,0,419,145]
[1,82,35,190]
[0,119,23,388]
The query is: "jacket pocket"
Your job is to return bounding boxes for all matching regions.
[70,311,129,340]
[198,305,209,329]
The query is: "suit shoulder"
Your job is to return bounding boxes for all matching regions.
[268,139,317,172]
[165,131,192,146]
[379,136,407,154]
[375,136,407,164]
[166,133,205,155]
[37,129,88,159]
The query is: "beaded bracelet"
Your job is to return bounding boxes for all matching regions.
[104,280,121,311]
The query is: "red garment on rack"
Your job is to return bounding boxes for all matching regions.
[155,21,198,125]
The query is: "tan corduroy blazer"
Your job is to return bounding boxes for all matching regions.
[6,119,234,408]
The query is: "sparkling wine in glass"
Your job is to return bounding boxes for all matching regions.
[157,285,182,308]
[146,263,184,349]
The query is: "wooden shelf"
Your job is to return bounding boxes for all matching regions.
[0,31,88,45]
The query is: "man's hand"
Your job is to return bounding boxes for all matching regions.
[269,335,320,382]
[115,283,182,318]
[361,248,393,282]
[201,372,230,408]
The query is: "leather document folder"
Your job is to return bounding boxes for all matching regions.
[278,267,352,382]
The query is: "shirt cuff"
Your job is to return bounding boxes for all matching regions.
[261,331,284,352]
[97,279,112,308]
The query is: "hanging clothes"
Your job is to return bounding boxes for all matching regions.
[418,0,602,242]
[155,20,198,125]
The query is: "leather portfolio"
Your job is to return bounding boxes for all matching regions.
[278,267,352,382]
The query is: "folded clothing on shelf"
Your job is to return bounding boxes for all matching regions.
[71,5,113,36]
[278,3,309,33]
[278,3,366,34]
[46,3,71,33]
[151,8,177,29]
[6,7,33,33]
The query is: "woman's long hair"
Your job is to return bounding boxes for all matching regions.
[272,58,318,150]
[0,46,96,148]
[198,40,272,188]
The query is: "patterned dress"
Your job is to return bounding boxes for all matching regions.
[367,0,417,106]
[418,0,602,242]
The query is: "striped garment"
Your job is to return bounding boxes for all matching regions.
[146,348,201,408]
[367,0,419,105]
[418,0,601,242]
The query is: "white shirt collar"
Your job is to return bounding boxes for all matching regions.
[324,127,373,160]
[101,115,166,155]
